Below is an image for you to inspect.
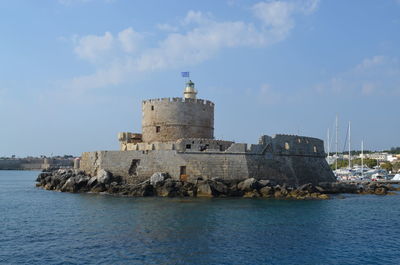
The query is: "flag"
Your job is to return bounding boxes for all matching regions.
[181,72,190,78]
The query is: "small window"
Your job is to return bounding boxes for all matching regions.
[313,146,317,153]
[186,144,191,149]
[128,159,140,176]
[180,166,186,176]
[156,126,160,133]
[297,138,301,143]
[285,142,290,150]
[151,105,154,111]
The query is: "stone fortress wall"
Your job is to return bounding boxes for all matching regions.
[0,158,45,170]
[142,97,214,143]
[79,79,335,186]
[80,134,334,186]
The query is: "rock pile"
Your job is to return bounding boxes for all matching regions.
[36,169,399,199]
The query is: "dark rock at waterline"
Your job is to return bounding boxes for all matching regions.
[318,182,360,194]
[35,169,398,199]
[237,178,260,192]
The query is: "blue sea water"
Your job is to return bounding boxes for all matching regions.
[0,171,399,265]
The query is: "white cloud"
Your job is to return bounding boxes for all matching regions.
[355,55,385,71]
[73,32,114,61]
[316,55,400,97]
[252,0,319,41]
[361,83,375,95]
[69,64,127,90]
[136,19,266,72]
[157,23,179,32]
[357,56,385,69]
[252,1,295,40]
[182,10,213,25]
[117,27,143,53]
[66,1,320,91]
[299,0,320,15]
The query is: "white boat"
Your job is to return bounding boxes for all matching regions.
[367,168,389,181]
[334,168,362,181]
[392,174,400,181]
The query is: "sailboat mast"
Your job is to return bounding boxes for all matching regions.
[327,128,330,157]
[361,140,364,179]
[335,115,338,170]
[348,121,351,169]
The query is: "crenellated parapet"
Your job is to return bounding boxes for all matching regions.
[259,134,326,157]
[142,97,214,107]
[118,132,326,158]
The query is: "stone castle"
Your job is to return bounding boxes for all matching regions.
[80,80,335,185]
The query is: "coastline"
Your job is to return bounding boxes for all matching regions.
[35,168,400,199]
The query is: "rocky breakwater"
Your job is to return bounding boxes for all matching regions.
[36,169,400,199]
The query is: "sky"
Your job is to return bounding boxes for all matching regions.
[0,0,399,157]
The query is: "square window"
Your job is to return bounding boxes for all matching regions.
[186,144,191,149]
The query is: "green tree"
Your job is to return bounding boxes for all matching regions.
[381,162,393,172]
[330,159,349,170]
[351,158,378,168]
[393,162,400,172]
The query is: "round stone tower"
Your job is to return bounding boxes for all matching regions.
[142,80,214,143]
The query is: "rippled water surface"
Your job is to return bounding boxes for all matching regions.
[1,171,400,265]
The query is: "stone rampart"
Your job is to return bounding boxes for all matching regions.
[0,159,44,170]
[80,134,335,186]
[0,158,73,170]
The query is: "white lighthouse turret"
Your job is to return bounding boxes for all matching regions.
[183,80,197,99]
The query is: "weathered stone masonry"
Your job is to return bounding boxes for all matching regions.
[142,98,214,143]
[80,80,335,186]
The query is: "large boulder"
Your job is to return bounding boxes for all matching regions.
[243,190,261,198]
[259,186,273,197]
[237,178,259,192]
[298,183,316,193]
[209,181,228,196]
[60,177,77,192]
[87,176,98,188]
[227,183,244,197]
[141,183,155,196]
[36,172,51,182]
[96,169,112,184]
[258,179,275,188]
[155,179,179,197]
[75,176,90,190]
[374,187,388,195]
[150,172,169,186]
[91,183,106,193]
[196,181,213,197]
[182,182,196,197]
